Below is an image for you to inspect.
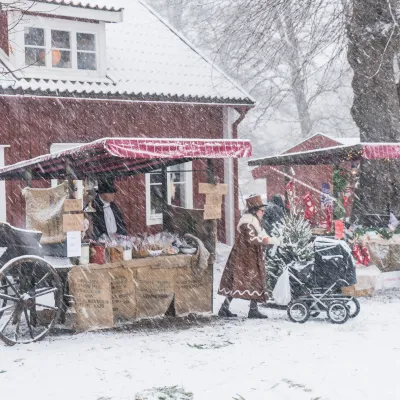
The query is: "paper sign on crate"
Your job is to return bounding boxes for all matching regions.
[63,213,84,232]
[198,183,228,195]
[64,198,83,212]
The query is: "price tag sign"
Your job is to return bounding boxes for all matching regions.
[67,231,81,257]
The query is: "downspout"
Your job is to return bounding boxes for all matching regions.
[232,106,249,139]
[224,106,250,245]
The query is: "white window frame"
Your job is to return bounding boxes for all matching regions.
[9,12,106,80]
[145,161,193,226]
[0,145,10,222]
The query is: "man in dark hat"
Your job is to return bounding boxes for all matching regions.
[87,179,127,240]
[218,194,281,319]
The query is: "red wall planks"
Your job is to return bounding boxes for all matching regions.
[0,96,232,241]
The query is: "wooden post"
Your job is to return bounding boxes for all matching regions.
[206,159,217,313]
[65,158,76,199]
[161,163,168,214]
[24,169,32,188]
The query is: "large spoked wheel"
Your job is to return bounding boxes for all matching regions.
[287,301,310,323]
[346,298,360,318]
[0,276,7,318]
[327,301,349,324]
[0,256,63,346]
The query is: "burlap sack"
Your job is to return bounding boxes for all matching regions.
[22,182,68,244]
[174,266,212,316]
[68,264,114,331]
[135,267,175,318]
[109,266,137,322]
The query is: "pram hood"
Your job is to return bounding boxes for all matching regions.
[313,237,356,287]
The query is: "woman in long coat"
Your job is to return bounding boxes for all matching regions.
[218,195,281,318]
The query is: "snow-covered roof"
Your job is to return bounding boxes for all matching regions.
[336,137,360,146]
[0,0,254,105]
[34,0,122,11]
[280,133,360,155]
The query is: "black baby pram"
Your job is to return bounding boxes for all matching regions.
[282,237,360,324]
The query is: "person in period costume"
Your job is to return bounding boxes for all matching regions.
[218,194,281,318]
[86,179,127,240]
[262,194,286,234]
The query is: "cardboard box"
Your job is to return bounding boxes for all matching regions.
[342,285,374,297]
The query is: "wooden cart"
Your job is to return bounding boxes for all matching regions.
[0,137,251,345]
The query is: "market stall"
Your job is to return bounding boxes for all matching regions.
[0,137,251,344]
[249,142,400,289]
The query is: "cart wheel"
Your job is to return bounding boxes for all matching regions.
[327,301,349,324]
[287,301,310,323]
[0,256,62,346]
[0,276,7,318]
[346,298,360,318]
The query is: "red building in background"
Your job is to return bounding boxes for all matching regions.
[251,134,359,226]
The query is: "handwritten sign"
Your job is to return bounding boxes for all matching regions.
[64,199,83,212]
[63,213,84,232]
[204,204,222,220]
[198,183,228,195]
[205,194,223,206]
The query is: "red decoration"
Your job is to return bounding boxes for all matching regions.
[325,204,333,232]
[361,244,371,266]
[352,243,371,266]
[302,192,315,220]
[334,220,344,239]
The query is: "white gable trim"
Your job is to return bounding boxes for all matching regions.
[17,1,123,23]
[138,0,256,104]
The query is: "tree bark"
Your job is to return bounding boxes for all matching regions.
[348,0,400,224]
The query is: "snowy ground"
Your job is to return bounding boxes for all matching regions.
[1,244,400,400]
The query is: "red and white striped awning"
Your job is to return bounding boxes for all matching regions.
[362,144,400,159]
[0,137,252,180]
[248,143,400,168]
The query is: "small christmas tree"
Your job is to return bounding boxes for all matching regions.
[266,207,314,296]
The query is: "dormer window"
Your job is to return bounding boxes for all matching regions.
[23,27,98,71]
[4,1,123,81]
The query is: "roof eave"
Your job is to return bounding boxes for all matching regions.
[0,86,255,106]
[16,1,124,23]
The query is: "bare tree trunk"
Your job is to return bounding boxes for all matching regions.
[348,0,400,224]
[275,5,313,138]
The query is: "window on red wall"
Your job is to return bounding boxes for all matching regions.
[145,161,193,226]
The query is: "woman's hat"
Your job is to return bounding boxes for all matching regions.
[97,179,117,194]
[246,194,266,210]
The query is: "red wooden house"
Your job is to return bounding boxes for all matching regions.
[251,134,359,225]
[0,0,255,244]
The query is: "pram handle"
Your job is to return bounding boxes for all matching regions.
[336,278,350,287]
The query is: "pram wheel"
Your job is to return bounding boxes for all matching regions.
[287,301,310,323]
[327,301,349,324]
[346,298,360,318]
